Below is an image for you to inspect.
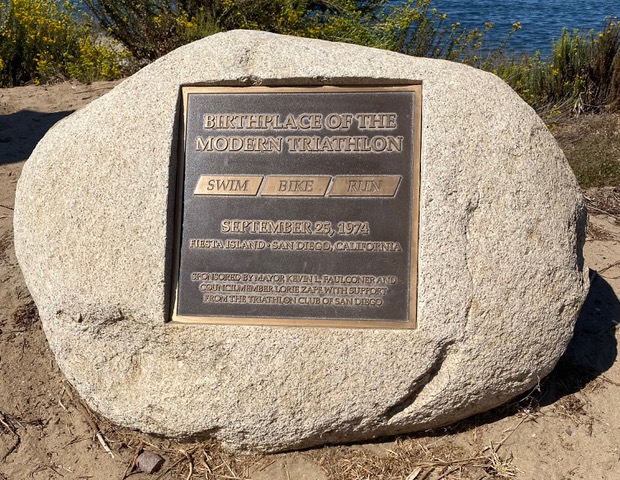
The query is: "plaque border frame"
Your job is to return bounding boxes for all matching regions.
[170,85,422,329]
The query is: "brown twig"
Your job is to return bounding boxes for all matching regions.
[180,449,193,480]
[96,432,115,458]
[0,413,20,463]
[598,259,620,275]
[220,455,239,478]
[600,374,620,387]
[74,86,117,95]
[61,436,89,448]
[0,204,13,211]
[66,386,115,459]
[588,204,615,215]
[121,440,143,479]
[47,464,65,477]
[202,450,214,476]
[488,415,529,452]
[410,455,489,469]
[154,456,185,480]
[405,467,423,480]
[0,410,17,436]
[436,466,461,479]
[418,469,434,480]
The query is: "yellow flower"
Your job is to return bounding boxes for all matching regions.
[512,22,522,30]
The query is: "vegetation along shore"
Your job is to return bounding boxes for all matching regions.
[0,0,618,116]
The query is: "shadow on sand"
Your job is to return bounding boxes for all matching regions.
[457,269,619,432]
[537,270,619,405]
[0,110,74,165]
[397,269,620,441]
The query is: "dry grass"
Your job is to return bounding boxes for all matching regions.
[584,187,620,218]
[70,392,542,480]
[97,432,527,480]
[552,113,620,189]
[11,302,38,331]
[29,337,563,480]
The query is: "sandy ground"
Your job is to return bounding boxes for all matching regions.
[0,81,619,480]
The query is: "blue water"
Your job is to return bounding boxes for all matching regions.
[390,0,619,56]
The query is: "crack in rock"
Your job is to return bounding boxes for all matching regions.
[382,340,456,421]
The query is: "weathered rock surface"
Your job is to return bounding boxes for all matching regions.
[14,30,589,452]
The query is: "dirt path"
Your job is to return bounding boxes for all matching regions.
[1,81,619,480]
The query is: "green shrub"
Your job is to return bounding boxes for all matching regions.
[5,0,617,115]
[378,0,502,61]
[0,0,128,86]
[82,0,499,64]
[82,0,313,62]
[488,17,620,114]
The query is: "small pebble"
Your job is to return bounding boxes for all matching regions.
[136,451,165,474]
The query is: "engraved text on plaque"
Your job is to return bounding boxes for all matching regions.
[172,86,422,328]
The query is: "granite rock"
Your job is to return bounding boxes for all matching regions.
[14,30,589,452]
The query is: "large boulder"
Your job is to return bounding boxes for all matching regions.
[14,30,589,452]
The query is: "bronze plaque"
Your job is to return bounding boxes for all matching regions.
[171,85,421,328]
